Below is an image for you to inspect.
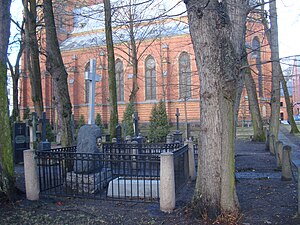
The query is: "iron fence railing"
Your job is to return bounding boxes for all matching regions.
[173,145,189,193]
[36,149,160,202]
[35,142,191,202]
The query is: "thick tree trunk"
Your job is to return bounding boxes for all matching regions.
[23,0,43,118]
[43,0,73,146]
[186,0,248,217]
[104,0,118,138]
[269,0,281,140]
[0,0,14,198]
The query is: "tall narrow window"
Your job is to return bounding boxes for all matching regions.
[252,36,263,97]
[84,62,90,103]
[179,52,192,99]
[115,59,124,101]
[145,55,156,100]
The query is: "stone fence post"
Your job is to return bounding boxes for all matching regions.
[275,140,283,169]
[160,152,175,213]
[185,139,196,181]
[269,134,275,155]
[281,145,292,181]
[24,149,40,200]
[265,128,269,151]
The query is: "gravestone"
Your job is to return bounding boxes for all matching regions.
[13,122,29,163]
[116,124,122,143]
[74,124,102,173]
[173,108,183,143]
[132,112,139,137]
[28,112,37,149]
[66,124,112,193]
[38,112,51,150]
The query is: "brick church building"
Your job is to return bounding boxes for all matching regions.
[19,0,272,134]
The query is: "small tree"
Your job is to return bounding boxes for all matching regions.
[77,115,85,129]
[148,101,170,143]
[95,113,104,130]
[23,107,30,121]
[123,102,135,137]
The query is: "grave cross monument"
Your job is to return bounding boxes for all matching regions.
[132,112,139,137]
[85,58,100,124]
[174,108,183,143]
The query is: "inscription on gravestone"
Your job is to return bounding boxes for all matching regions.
[13,122,29,163]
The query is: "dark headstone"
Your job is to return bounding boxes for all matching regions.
[13,122,29,163]
[74,125,102,173]
[39,112,49,142]
[116,124,122,143]
[132,112,139,137]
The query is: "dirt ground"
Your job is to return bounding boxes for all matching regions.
[1,129,300,225]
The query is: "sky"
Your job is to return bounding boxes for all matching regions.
[277,0,300,59]
[8,0,300,61]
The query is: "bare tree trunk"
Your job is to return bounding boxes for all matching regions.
[43,0,73,146]
[280,67,299,133]
[186,0,248,218]
[7,40,24,122]
[104,0,118,138]
[128,4,139,104]
[269,0,281,140]
[0,0,14,198]
[245,69,265,141]
[23,0,43,118]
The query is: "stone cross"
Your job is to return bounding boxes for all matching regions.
[85,59,100,124]
[132,112,139,137]
[175,108,180,131]
[29,112,37,149]
[39,112,49,142]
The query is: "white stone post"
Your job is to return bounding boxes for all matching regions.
[160,152,175,213]
[24,149,40,200]
[185,139,196,181]
[281,145,292,181]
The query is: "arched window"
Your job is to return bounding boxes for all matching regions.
[252,36,263,97]
[115,59,124,101]
[179,52,192,99]
[84,62,90,103]
[145,55,156,100]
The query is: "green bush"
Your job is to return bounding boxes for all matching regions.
[77,115,85,129]
[46,123,55,142]
[95,113,104,130]
[148,100,170,143]
[123,102,135,137]
[23,107,30,121]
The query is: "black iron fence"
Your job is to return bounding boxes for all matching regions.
[35,142,190,202]
[36,145,161,202]
[173,145,189,192]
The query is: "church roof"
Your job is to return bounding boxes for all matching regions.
[60,0,188,51]
[60,20,189,51]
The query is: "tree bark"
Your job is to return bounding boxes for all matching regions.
[23,0,43,118]
[104,0,118,138]
[186,0,248,217]
[7,40,24,122]
[128,4,139,104]
[269,0,281,139]
[43,0,73,146]
[280,67,299,133]
[0,0,14,198]
[245,68,265,141]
